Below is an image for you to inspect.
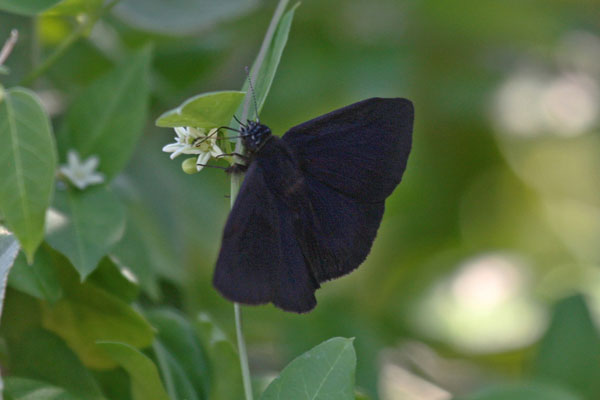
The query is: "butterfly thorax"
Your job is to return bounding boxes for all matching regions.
[241,120,272,153]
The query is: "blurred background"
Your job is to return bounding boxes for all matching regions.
[2,0,600,398]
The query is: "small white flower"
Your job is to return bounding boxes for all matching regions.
[59,150,105,189]
[162,127,223,171]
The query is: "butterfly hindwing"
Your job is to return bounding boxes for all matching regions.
[296,176,385,282]
[282,97,413,202]
[213,147,318,313]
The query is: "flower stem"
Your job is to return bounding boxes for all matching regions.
[20,0,121,86]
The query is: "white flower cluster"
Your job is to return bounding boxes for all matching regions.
[162,127,223,172]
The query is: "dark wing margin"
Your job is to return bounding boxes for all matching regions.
[213,162,318,313]
[282,97,413,202]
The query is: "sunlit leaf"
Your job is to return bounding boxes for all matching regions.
[0,0,61,15]
[42,277,154,369]
[533,294,600,400]
[0,88,57,261]
[97,341,170,400]
[156,91,245,129]
[59,47,151,180]
[46,185,126,279]
[147,309,210,400]
[8,244,62,303]
[238,2,299,120]
[261,337,356,400]
[113,0,258,36]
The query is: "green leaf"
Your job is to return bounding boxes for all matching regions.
[46,185,126,279]
[533,294,600,399]
[456,382,582,400]
[0,88,57,261]
[113,0,258,36]
[196,313,244,400]
[0,227,20,318]
[156,91,245,129]
[0,0,61,15]
[59,47,151,180]
[261,337,356,400]
[110,197,181,300]
[41,278,154,369]
[147,309,210,400]
[97,341,171,400]
[87,256,139,303]
[238,2,299,120]
[8,328,103,399]
[8,244,62,303]
[0,65,9,75]
[4,377,82,400]
[43,0,103,15]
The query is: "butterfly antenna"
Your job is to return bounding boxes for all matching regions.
[232,115,246,127]
[245,66,260,122]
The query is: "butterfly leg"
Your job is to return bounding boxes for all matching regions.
[226,163,248,174]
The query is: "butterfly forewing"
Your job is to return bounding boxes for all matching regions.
[282,97,413,202]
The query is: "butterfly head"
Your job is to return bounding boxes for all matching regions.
[240,120,272,153]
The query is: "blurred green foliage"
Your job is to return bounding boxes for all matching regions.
[0,0,599,399]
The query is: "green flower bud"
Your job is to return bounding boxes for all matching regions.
[182,157,200,174]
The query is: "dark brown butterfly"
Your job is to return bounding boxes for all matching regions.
[213,97,414,313]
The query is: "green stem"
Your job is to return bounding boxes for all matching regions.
[234,303,254,400]
[20,0,121,86]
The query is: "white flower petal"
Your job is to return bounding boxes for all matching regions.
[210,144,224,158]
[196,152,211,171]
[174,126,188,138]
[170,147,186,159]
[67,150,79,167]
[82,155,100,173]
[162,143,182,152]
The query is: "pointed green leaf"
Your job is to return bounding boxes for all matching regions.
[533,294,600,399]
[261,337,356,400]
[238,2,299,120]
[0,88,57,261]
[97,341,170,400]
[110,197,181,300]
[8,328,103,399]
[0,0,61,15]
[113,0,258,36]
[0,227,20,319]
[43,0,103,16]
[8,244,62,303]
[156,91,245,129]
[59,47,151,180]
[87,256,139,303]
[4,377,82,400]
[46,185,126,279]
[41,279,154,369]
[196,313,244,400]
[147,309,209,400]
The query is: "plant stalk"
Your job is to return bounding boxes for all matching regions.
[230,1,290,399]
